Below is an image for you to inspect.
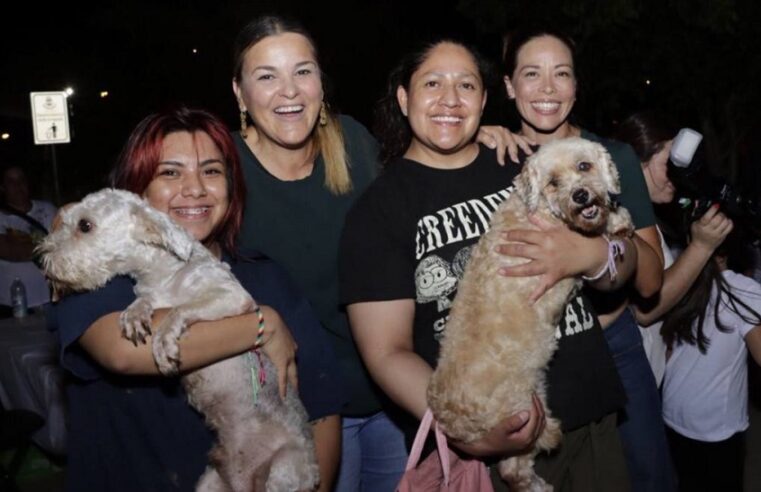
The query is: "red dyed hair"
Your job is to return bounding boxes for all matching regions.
[111,107,246,254]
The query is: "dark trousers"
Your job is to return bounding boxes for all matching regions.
[666,426,745,492]
[605,309,676,491]
[491,412,630,492]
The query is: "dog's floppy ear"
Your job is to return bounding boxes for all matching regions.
[514,156,543,213]
[130,203,194,261]
[597,145,621,195]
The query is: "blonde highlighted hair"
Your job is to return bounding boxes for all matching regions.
[233,15,352,195]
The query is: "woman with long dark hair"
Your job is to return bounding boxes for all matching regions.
[660,230,761,491]
[341,38,639,491]
[500,27,673,490]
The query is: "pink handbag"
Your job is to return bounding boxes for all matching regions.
[396,409,494,492]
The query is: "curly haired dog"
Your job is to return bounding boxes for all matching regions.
[39,189,319,492]
[427,138,634,491]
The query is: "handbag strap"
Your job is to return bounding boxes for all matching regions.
[433,415,452,485]
[405,409,453,485]
[405,408,434,470]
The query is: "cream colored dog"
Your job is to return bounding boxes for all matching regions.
[427,138,634,491]
[39,189,319,492]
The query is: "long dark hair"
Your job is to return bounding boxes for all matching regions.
[614,111,676,164]
[373,40,494,166]
[661,230,761,353]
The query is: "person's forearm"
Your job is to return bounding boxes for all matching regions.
[635,242,714,326]
[365,348,433,421]
[311,414,341,492]
[81,307,271,375]
[586,235,638,292]
[631,227,665,298]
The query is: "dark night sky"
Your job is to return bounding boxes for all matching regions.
[1,0,759,205]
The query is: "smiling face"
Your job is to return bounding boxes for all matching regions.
[397,42,486,167]
[142,131,229,244]
[505,35,577,144]
[233,32,323,150]
[643,140,675,204]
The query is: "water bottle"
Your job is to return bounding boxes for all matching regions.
[10,277,28,318]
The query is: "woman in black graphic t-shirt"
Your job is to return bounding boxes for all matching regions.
[339,39,639,490]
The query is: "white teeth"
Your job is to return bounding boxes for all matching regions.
[581,205,599,219]
[174,207,209,216]
[274,105,304,114]
[532,102,560,111]
[431,116,463,123]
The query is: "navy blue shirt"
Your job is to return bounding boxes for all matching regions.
[54,251,345,492]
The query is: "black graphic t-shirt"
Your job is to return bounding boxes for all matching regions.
[339,146,625,431]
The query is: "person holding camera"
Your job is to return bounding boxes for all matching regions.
[615,112,734,384]
[615,110,760,491]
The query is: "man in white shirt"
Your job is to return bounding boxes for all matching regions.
[0,165,57,316]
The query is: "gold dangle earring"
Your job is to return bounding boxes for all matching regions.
[240,109,248,139]
[319,102,328,127]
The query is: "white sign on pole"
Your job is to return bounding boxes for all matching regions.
[30,92,71,144]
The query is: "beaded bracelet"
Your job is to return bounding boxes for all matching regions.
[252,305,266,349]
[582,236,626,282]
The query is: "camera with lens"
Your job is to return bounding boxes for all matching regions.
[667,128,761,228]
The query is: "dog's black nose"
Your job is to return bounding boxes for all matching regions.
[572,189,589,205]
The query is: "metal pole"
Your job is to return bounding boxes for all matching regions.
[51,144,61,205]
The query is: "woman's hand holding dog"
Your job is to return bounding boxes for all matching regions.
[449,394,546,458]
[497,215,637,301]
[258,305,299,399]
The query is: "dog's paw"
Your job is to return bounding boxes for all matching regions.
[120,298,154,345]
[537,416,562,451]
[606,206,635,238]
[151,319,184,376]
[499,456,553,492]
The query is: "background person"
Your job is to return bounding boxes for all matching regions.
[0,165,57,317]
[53,107,344,491]
[614,111,733,387]
[340,39,640,491]
[660,230,761,492]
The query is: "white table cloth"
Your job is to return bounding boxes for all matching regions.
[0,313,66,455]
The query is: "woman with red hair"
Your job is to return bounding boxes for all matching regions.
[53,106,345,491]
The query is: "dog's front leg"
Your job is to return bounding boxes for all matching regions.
[151,288,253,375]
[120,296,155,345]
[151,306,194,376]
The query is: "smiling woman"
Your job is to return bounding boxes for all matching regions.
[229,15,408,492]
[142,131,230,251]
[52,106,346,491]
[500,26,671,491]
